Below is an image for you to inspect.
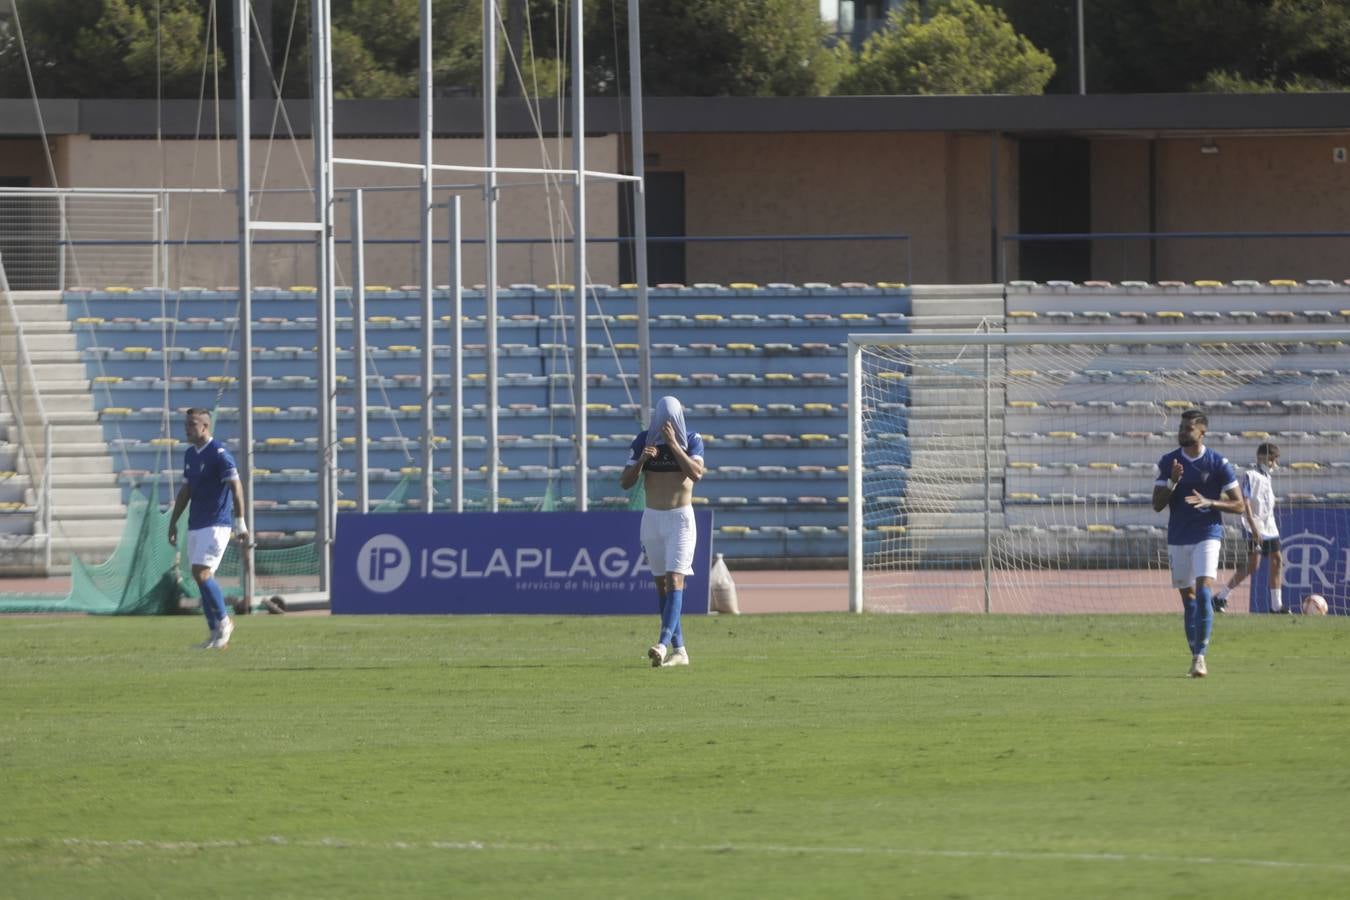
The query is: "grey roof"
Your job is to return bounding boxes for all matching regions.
[2,93,1349,139]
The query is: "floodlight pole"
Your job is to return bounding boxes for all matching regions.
[420,0,435,513]
[627,0,651,427]
[448,195,465,512]
[310,0,337,593]
[484,0,501,512]
[233,0,256,604]
[571,0,588,511]
[1076,0,1086,94]
[351,189,369,512]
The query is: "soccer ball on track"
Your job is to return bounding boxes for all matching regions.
[1302,594,1329,616]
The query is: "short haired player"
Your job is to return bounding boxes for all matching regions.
[1151,410,1245,678]
[1214,443,1284,613]
[168,408,249,649]
[620,396,705,668]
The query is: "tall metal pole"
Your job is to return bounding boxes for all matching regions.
[990,131,1001,283]
[351,189,369,512]
[234,0,255,603]
[571,0,588,511]
[420,0,435,513]
[483,0,500,512]
[1076,0,1086,95]
[626,0,651,427]
[448,196,464,512]
[310,0,336,592]
[983,341,992,614]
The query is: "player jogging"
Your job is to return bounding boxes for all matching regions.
[1151,410,1245,678]
[168,408,248,649]
[1214,442,1283,613]
[620,395,705,668]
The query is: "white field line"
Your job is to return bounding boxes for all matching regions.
[2,837,1347,874]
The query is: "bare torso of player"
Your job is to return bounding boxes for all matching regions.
[644,469,696,510]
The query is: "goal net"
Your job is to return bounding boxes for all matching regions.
[848,329,1350,614]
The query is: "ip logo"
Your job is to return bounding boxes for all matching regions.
[357,533,411,594]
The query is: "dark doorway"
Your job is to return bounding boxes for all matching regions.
[1017,139,1091,282]
[620,171,685,286]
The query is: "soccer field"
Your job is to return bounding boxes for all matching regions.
[2,613,1348,898]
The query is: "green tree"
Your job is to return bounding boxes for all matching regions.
[839,0,1054,95]
[998,0,1350,93]
[587,0,845,97]
[1,0,205,98]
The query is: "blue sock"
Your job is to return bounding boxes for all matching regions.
[199,581,219,632]
[1194,585,1214,655]
[671,616,684,650]
[655,590,668,644]
[201,577,228,626]
[1183,599,1198,655]
[659,589,684,647]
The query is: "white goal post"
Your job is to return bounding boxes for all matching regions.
[848,329,1350,614]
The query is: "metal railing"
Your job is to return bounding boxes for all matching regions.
[0,255,52,570]
[1001,230,1350,284]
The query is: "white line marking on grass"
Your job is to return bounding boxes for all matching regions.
[4,837,1348,874]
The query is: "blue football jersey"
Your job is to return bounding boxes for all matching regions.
[183,438,240,529]
[1154,446,1238,544]
[627,430,705,473]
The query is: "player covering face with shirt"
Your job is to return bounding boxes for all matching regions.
[620,396,706,668]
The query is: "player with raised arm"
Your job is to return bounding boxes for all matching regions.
[168,408,249,649]
[1151,410,1246,678]
[1214,442,1284,614]
[620,396,705,668]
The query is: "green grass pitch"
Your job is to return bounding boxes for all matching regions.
[2,612,1348,898]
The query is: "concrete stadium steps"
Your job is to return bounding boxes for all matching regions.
[0,293,127,573]
[1005,431,1346,466]
[64,284,914,321]
[93,407,850,445]
[108,435,851,474]
[71,344,853,379]
[80,376,852,412]
[1004,281,1350,319]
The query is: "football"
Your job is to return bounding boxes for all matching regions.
[1302,594,1329,616]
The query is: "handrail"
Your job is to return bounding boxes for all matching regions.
[0,255,52,568]
[999,229,1350,283]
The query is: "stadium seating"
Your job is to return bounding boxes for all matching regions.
[65,284,910,558]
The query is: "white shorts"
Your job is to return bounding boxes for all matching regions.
[1168,540,1221,589]
[640,505,697,576]
[187,525,233,570]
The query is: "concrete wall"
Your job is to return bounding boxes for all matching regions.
[6,128,1350,287]
[1091,135,1350,282]
[42,134,621,290]
[646,131,1017,286]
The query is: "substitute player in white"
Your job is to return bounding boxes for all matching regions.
[168,408,248,649]
[620,396,705,668]
[1214,442,1284,613]
[1152,410,1245,678]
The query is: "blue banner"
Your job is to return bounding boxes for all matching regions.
[1250,507,1349,615]
[331,509,713,615]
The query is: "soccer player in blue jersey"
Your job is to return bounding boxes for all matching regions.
[1152,410,1246,678]
[168,408,248,650]
[620,396,705,668]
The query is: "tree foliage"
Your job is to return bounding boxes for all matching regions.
[586,0,843,96]
[997,0,1350,93]
[0,0,206,98]
[839,0,1055,95]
